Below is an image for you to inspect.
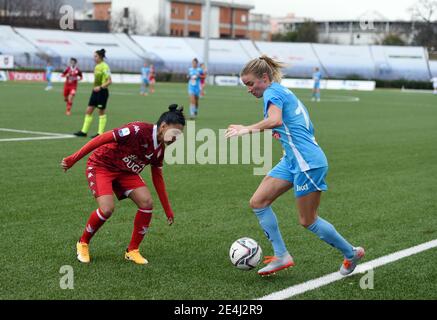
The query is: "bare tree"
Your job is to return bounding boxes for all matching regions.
[409,0,437,49]
[111,8,146,35]
[410,0,437,22]
[0,0,65,23]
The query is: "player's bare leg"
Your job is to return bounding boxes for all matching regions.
[295,191,321,228]
[66,93,74,115]
[251,176,295,276]
[77,195,114,263]
[125,187,153,265]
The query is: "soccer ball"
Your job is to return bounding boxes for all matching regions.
[229,237,262,270]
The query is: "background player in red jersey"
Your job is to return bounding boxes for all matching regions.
[149,64,156,94]
[61,58,83,116]
[200,63,207,97]
[61,105,185,265]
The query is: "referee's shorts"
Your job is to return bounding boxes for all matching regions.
[88,88,109,109]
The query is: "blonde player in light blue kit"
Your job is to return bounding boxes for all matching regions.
[225,55,364,276]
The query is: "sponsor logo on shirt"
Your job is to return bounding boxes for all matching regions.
[122,155,145,173]
[118,127,130,137]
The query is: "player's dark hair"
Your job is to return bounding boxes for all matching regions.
[96,49,106,59]
[157,104,185,127]
[71,58,77,63]
[193,58,198,64]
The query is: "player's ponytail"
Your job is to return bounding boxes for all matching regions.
[157,104,186,127]
[96,48,106,59]
[241,54,285,83]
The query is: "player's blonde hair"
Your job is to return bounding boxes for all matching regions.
[240,55,285,83]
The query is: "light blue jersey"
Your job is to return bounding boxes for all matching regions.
[188,67,203,96]
[263,82,328,174]
[141,66,150,82]
[46,65,54,80]
[313,71,322,88]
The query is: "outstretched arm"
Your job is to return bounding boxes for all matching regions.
[225,104,282,138]
[61,131,115,171]
[151,166,174,225]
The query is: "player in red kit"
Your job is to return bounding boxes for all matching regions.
[61,105,185,265]
[61,58,83,115]
[149,64,156,94]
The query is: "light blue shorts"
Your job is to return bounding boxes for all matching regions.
[314,82,320,89]
[268,157,328,197]
[188,86,200,97]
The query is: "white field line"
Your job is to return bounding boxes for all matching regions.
[401,88,435,94]
[0,135,75,142]
[0,128,75,142]
[257,238,437,300]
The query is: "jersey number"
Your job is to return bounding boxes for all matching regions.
[295,100,310,130]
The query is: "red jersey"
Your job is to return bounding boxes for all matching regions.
[88,122,165,174]
[149,69,155,81]
[62,66,82,87]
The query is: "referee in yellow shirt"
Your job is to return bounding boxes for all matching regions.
[74,49,112,138]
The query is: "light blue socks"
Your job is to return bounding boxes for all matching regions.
[253,206,288,257]
[307,217,354,259]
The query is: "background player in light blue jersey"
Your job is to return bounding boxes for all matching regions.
[187,58,203,118]
[45,61,54,91]
[312,67,322,102]
[225,55,364,276]
[140,62,150,96]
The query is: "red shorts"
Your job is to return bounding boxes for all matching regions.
[64,85,77,99]
[86,165,146,200]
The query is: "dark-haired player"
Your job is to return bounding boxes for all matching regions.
[62,105,185,265]
[74,49,112,138]
[61,58,83,116]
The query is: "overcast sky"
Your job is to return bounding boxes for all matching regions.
[250,0,420,20]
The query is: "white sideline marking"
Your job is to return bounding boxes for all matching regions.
[401,88,434,94]
[257,239,437,300]
[0,128,75,142]
[314,96,360,102]
[0,135,75,142]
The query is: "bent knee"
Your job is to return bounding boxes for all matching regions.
[99,206,114,218]
[299,215,318,228]
[137,198,153,210]
[249,196,271,210]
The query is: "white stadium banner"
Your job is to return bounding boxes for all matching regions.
[0,71,8,81]
[51,72,142,84]
[281,78,375,91]
[0,55,14,69]
[214,75,240,86]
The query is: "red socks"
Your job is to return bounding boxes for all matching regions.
[79,207,152,251]
[79,208,108,244]
[128,208,153,252]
